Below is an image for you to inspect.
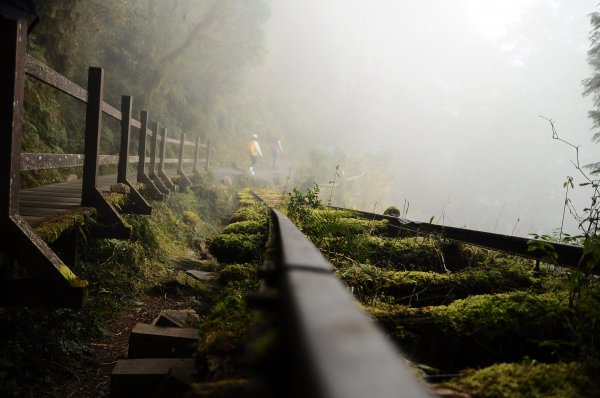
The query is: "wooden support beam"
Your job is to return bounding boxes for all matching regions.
[158,127,176,191]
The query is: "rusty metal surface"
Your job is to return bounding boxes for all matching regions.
[272,209,332,273]
[271,209,433,398]
[340,208,587,271]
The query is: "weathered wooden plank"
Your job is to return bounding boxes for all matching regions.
[20,201,80,210]
[18,207,73,217]
[25,54,88,103]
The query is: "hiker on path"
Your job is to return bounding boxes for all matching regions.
[247,134,262,176]
[271,138,283,169]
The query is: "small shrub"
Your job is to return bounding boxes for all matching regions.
[183,210,199,225]
[383,206,401,217]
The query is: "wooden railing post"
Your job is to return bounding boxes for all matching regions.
[177,133,192,186]
[148,122,170,195]
[193,136,201,175]
[137,111,149,183]
[159,127,167,174]
[177,133,185,175]
[205,138,211,171]
[158,127,176,191]
[136,111,163,199]
[149,121,158,177]
[118,95,132,184]
[81,67,130,238]
[0,18,26,228]
[81,67,103,206]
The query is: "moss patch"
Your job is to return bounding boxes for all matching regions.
[369,291,568,370]
[442,361,597,398]
[338,262,537,306]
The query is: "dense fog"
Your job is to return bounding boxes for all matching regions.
[254,0,597,237]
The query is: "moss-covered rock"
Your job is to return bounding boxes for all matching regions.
[442,361,597,398]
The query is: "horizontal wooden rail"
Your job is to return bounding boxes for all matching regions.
[24,55,204,150]
[269,209,433,398]
[338,207,588,271]
[21,153,203,171]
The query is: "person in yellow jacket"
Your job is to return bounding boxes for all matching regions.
[247,134,262,176]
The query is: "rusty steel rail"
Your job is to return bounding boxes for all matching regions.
[267,209,433,398]
[334,207,589,271]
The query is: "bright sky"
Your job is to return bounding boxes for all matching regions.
[262,0,598,236]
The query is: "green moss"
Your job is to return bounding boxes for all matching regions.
[56,264,89,288]
[229,204,269,224]
[197,294,253,377]
[222,220,268,236]
[338,262,536,306]
[34,207,95,243]
[209,233,265,264]
[219,263,258,285]
[443,361,597,398]
[334,235,441,271]
[369,291,569,370]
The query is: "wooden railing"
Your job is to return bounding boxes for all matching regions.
[0,17,210,307]
[23,54,210,201]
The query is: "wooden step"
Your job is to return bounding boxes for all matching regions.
[152,309,200,328]
[128,323,198,359]
[110,358,197,398]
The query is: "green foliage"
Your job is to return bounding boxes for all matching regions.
[443,361,597,398]
[286,184,323,226]
[209,233,265,264]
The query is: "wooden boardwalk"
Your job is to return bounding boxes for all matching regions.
[19,175,113,225]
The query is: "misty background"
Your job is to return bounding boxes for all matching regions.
[247,0,598,237]
[25,0,599,238]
